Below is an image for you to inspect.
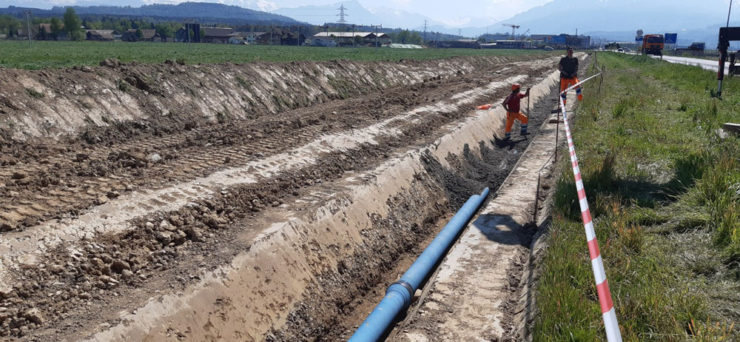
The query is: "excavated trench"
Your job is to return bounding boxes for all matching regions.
[0,53,565,341]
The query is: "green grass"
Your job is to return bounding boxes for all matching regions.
[534,53,739,341]
[0,40,554,70]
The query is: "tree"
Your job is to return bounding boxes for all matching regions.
[36,26,47,40]
[63,8,83,41]
[87,20,102,30]
[155,23,173,41]
[0,15,21,37]
[50,17,63,40]
[408,31,422,45]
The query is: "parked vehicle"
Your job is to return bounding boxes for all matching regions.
[641,34,664,56]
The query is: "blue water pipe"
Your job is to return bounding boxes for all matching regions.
[348,187,490,342]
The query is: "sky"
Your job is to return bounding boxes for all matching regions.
[2,0,556,28]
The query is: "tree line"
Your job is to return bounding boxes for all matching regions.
[2,8,85,40]
[1,9,428,45]
[387,30,423,45]
[0,8,185,41]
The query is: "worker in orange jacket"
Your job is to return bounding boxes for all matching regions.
[559,47,582,105]
[501,84,529,140]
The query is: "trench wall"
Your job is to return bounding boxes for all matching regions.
[0,56,522,141]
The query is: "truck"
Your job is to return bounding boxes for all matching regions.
[676,42,706,56]
[641,34,664,56]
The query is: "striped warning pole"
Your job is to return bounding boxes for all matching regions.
[559,87,622,342]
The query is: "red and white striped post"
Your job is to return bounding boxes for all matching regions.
[559,80,622,342]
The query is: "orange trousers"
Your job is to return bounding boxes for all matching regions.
[560,77,583,105]
[504,111,528,138]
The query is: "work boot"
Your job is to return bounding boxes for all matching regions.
[520,125,529,135]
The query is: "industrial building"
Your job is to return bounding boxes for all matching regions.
[311,32,390,47]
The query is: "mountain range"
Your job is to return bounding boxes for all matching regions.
[274,0,438,32]
[2,0,739,47]
[502,0,737,45]
[0,2,300,26]
[274,0,739,45]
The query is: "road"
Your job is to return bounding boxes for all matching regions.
[653,55,730,74]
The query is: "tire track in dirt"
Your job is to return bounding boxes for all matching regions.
[0,72,486,232]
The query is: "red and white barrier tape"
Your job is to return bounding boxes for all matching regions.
[561,72,601,94]
[559,80,622,342]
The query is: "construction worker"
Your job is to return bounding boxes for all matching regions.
[558,47,582,105]
[501,84,529,140]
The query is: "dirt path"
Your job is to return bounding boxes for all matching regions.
[0,55,561,340]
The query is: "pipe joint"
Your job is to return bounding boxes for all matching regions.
[387,280,414,308]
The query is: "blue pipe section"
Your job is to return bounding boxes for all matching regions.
[349,187,490,342]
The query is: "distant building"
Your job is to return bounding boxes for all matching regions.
[435,39,480,49]
[389,43,423,49]
[34,23,68,40]
[479,33,511,42]
[228,36,246,45]
[86,30,115,41]
[238,32,266,44]
[312,32,390,46]
[175,23,202,43]
[122,29,158,42]
[531,34,591,49]
[494,40,533,49]
[257,28,305,45]
[15,28,31,40]
[37,23,52,39]
[310,37,338,47]
[203,27,236,44]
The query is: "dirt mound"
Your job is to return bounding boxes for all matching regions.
[0,55,532,142]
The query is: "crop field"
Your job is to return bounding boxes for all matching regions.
[0,40,555,69]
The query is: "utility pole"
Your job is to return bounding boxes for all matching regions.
[24,10,32,47]
[423,20,427,45]
[719,0,734,96]
[325,24,330,47]
[727,0,733,28]
[375,25,379,47]
[352,24,356,47]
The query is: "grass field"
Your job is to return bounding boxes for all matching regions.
[533,53,739,341]
[0,40,553,69]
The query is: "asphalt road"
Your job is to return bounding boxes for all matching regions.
[653,55,730,74]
